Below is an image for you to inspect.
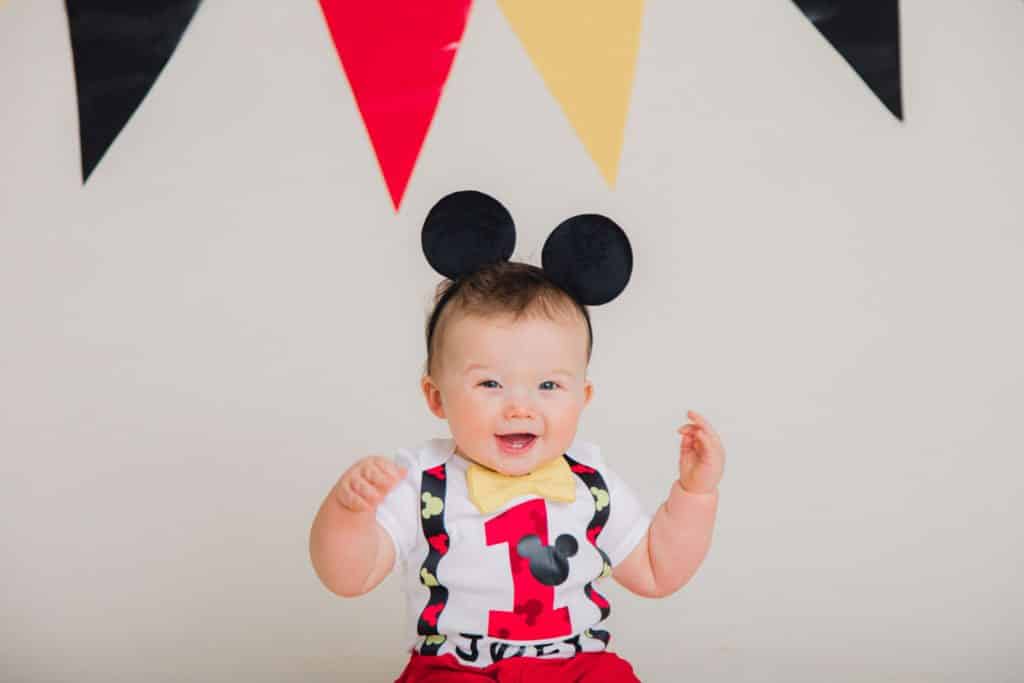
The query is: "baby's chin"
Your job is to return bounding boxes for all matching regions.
[491,459,539,477]
[460,439,561,476]
[491,449,565,477]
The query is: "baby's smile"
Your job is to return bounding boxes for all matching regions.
[495,433,538,455]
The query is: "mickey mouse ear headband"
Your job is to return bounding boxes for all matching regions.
[423,190,633,346]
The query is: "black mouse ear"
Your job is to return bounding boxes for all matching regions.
[541,214,632,306]
[554,534,579,558]
[422,190,516,280]
[516,534,544,558]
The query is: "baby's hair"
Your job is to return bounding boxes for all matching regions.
[424,261,593,377]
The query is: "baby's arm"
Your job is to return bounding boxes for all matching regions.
[613,410,725,598]
[309,456,407,597]
[613,485,718,597]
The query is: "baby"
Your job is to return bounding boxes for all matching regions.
[309,192,725,682]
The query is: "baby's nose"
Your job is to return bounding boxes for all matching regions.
[503,396,535,419]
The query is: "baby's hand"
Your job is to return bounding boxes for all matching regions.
[676,410,726,494]
[334,456,408,513]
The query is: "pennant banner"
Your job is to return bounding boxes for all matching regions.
[793,0,903,119]
[497,0,644,187]
[66,0,202,182]
[319,0,472,210]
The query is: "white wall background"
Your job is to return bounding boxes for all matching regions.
[2,1,1022,681]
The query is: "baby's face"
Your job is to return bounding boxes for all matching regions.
[421,312,593,476]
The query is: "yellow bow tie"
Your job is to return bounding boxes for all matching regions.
[466,456,577,515]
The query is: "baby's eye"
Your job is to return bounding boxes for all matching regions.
[539,381,560,391]
[478,380,500,389]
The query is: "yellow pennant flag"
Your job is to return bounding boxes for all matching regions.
[498,0,645,186]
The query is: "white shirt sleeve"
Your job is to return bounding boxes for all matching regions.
[596,460,653,567]
[374,449,420,570]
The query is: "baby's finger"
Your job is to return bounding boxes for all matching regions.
[687,410,707,427]
[337,481,371,512]
[367,457,406,481]
[380,461,408,483]
[353,477,385,504]
[693,430,724,465]
[679,428,701,446]
[373,465,408,495]
[688,411,722,443]
[363,462,394,488]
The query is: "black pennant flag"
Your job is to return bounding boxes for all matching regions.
[793,0,903,120]
[66,1,202,182]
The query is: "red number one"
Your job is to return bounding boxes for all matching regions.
[484,498,572,640]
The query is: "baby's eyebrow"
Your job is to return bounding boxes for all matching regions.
[463,363,575,378]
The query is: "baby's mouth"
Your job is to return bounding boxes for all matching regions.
[495,433,537,453]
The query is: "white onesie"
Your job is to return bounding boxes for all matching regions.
[375,437,651,668]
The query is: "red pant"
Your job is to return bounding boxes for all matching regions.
[394,652,641,682]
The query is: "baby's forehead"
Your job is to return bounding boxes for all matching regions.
[440,310,588,364]
[447,309,585,337]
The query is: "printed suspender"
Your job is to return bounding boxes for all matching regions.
[565,455,613,646]
[416,464,450,655]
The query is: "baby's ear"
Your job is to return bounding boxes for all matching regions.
[420,375,446,419]
[583,380,594,407]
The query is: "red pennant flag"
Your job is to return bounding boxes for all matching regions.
[319,1,472,210]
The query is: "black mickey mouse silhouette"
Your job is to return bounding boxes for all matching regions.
[421,190,633,352]
[517,534,579,586]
